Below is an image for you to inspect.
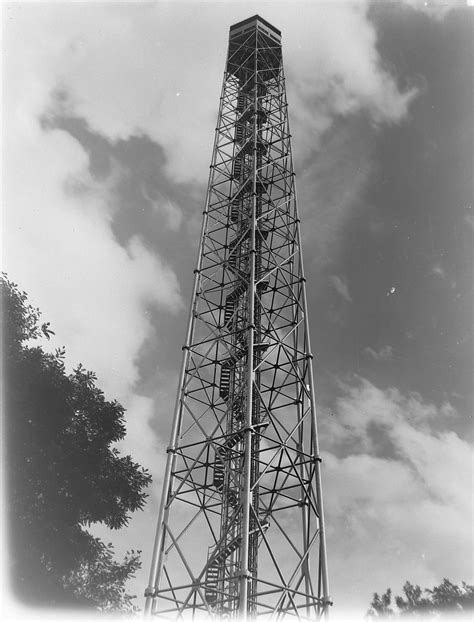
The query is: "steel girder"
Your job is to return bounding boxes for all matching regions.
[145,16,330,621]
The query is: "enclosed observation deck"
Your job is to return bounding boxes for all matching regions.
[229,14,281,43]
[227,15,282,82]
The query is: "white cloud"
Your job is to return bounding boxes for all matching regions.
[279,1,419,267]
[141,185,183,232]
[432,264,446,279]
[330,274,353,302]
[3,121,182,401]
[304,120,374,267]
[3,1,423,295]
[3,2,419,185]
[364,345,394,361]
[3,2,224,184]
[3,0,189,397]
[285,2,418,160]
[320,378,473,614]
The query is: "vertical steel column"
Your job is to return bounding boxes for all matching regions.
[238,30,258,621]
[294,194,331,616]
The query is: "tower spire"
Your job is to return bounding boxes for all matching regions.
[145,16,330,619]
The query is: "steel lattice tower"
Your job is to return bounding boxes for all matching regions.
[145,15,330,620]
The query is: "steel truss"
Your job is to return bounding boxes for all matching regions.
[145,15,330,621]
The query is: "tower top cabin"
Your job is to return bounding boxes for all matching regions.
[229,15,281,42]
[227,15,282,82]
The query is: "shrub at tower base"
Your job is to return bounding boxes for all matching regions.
[368,579,474,619]
[2,274,152,612]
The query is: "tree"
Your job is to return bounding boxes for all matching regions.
[427,579,474,614]
[395,581,433,616]
[2,275,152,611]
[368,589,394,618]
[368,579,474,619]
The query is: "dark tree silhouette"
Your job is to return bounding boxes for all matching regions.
[2,275,152,612]
[369,589,394,617]
[427,580,474,614]
[394,582,434,616]
[368,579,474,618]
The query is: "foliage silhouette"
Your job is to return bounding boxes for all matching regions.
[368,579,474,618]
[2,275,152,611]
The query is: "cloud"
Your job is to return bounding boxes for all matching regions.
[285,2,418,160]
[364,345,394,361]
[330,274,353,302]
[3,1,422,392]
[3,9,185,585]
[2,2,225,184]
[3,1,422,284]
[320,377,473,614]
[432,264,446,279]
[3,120,182,400]
[303,118,374,268]
[396,0,464,21]
[282,2,419,267]
[4,2,419,184]
[141,185,183,232]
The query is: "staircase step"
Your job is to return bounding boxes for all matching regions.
[237,105,267,125]
[227,279,248,302]
[223,298,235,328]
[215,535,241,561]
[236,93,247,112]
[213,460,225,490]
[224,430,244,449]
[219,363,232,399]
[230,199,240,221]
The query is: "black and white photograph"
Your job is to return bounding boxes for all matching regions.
[2,1,473,620]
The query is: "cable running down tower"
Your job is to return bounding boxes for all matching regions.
[145,15,330,620]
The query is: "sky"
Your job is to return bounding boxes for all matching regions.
[2,0,473,619]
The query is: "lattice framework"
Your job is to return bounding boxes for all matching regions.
[145,15,330,621]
